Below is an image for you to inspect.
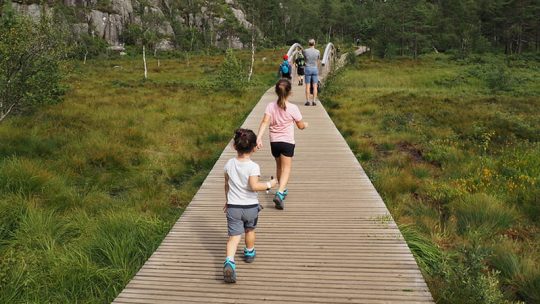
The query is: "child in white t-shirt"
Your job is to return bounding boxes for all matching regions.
[223,128,277,283]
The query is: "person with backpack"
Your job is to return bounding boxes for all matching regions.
[278,54,292,80]
[295,52,306,86]
[303,39,320,106]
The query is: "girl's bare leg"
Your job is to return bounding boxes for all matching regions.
[277,155,292,193]
[275,157,282,183]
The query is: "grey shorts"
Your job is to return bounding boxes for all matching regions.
[226,204,260,236]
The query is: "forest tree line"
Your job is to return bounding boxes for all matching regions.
[238,0,539,57]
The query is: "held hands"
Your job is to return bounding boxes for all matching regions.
[256,138,263,149]
[265,176,278,194]
[270,177,278,188]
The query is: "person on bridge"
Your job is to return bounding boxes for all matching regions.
[256,79,308,210]
[304,39,320,106]
[223,128,278,283]
[295,51,306,86]
[278,54,292,80]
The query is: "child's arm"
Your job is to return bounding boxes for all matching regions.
[249,176,278,192]
[256,114,270,149]
[223,173,230,212]
[296,120,308,130]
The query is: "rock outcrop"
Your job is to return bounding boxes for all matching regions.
[10,0,255,49]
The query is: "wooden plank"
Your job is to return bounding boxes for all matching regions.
[112,53,433,303]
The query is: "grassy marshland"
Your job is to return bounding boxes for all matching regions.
[0,49,282,303]
[323,54,539,304]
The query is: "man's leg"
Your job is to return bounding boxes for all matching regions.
[305,74,311,104]
[313,82,318,104]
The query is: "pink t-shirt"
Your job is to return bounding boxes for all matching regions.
[264,101,303,144]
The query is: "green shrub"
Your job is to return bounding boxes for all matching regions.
[490,245,521,281]
[0,195,28,244]
[11,208,79,252]
[374,167,419,199]
[87,211,167,281]
[216,48,247,91]
[0,158,77,211]
[485,65,515,92]
[520,272,540,303]
[453,193,518,237]
[400,225,442,276]
[346,52,358,65]
[490,241,540,303]
[0,4,67,122]
[435,245,511,304]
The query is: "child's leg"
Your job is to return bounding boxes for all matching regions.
[245,229,255,249]
[277,155,292,193]
[275,157,282,183]
[226,235,242,261]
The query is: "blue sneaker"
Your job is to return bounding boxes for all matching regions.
[223,258,236,283]
[283,189,288,196]
[244,248,256,263]
[273,191,286,210]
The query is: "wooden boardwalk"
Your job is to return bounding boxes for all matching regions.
[114,53,434,303]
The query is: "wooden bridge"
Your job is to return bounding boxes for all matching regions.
[113,45,433,304]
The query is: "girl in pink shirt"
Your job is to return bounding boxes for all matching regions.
[256,79,308,210]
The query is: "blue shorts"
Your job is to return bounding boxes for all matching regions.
[304,66,319,84]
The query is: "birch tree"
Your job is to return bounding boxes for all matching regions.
[0,4,66,123]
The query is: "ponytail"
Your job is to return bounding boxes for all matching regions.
[275,79,292,110]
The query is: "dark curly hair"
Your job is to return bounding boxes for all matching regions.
[234,128,257,154]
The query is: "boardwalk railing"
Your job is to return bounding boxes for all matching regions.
[286,42,338,81]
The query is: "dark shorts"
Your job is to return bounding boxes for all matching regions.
[270,142,295,158]
[226,204,260,236]
[297,67,305,76]
[281,72,291,80]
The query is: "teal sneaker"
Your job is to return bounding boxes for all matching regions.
[223,258,236,283]
[244,248,256,263]
[273,191,286,210]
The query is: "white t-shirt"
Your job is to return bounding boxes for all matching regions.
[224,158,261,206]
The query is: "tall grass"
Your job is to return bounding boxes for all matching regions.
[0,49,283,303]
[324,53,539,303]
[453,193,518,237]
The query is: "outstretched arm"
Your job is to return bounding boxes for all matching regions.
[296,120,309,130]
[256,114,270,149]
[249,175,278,192]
